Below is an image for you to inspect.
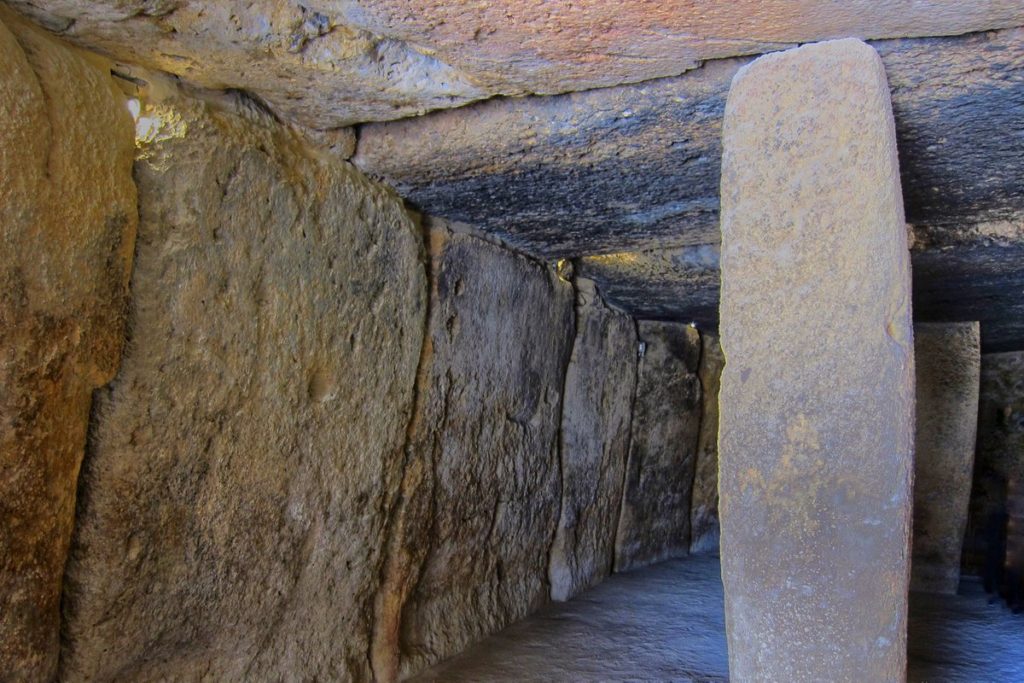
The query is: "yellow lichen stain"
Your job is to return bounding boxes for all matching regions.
[128,97,188,157]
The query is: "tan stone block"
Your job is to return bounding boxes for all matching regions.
[0,11,136,680]
[719,39,914,682]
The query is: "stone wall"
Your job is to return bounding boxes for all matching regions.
[614,321,703,571]
[60,93,428,681]
[0,19,733,682]
[690,333,724,554]
[0,11,137,681]
[548,279,638,601]
[375,224,576,679]
[964,351,1024,580]
[911,323,980,594]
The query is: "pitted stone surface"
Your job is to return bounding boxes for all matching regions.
[718,39,914,682]
[690,333,724,554]
[549,279,638,602]
[911,323,981,594]
[614,321,702,572]
[0,11,136,681]
[6,1,1022,128]
[374,226,575,680]
[60,94,427,681]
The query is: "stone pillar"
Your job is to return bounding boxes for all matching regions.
[912,322,980,594]
[718,39,914,683]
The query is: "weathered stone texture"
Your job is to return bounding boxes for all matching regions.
[60,94,427,681]
[911,323,981,594]
[690,333,724,554]
[718,40,914,682]
[614,321,701,572]
[375,226,575,680]
[357,28,1024,260]
[7,1,1021,128]
[0,11,136,681]
[964,352,1024,574]
[548,279,638,602]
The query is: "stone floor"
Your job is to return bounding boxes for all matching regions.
[413,554,1024,682]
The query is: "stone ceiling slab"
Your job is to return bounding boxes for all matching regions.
[4,1,1023,128]
[356,28,1024,258]
[579,225,1024,353]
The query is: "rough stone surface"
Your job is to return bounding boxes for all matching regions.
[718,40,915,682]
[6,1,1022,129]
[690,333,724,554]
[0,11,136,681]
[374,226,575,680]
[357,28,1024,259]
[614,321,701,572]
[548,279,638,602]
[60,93,427,681]
[911,323,981,594]
[963,352,1024,574]
[577,246,721,328]
[912,234,1024,353]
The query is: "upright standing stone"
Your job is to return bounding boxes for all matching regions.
[691,333,725,554]
[614,321,702,572]
[0,11,136,681]
[912,323,981,594]
[718,39,914,683]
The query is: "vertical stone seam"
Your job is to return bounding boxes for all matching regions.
[544,275,579,598]
[610,316,642,574]
[687,330,707,552]
[369,219,435,683]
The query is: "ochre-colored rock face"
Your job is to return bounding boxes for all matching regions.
[690,333,724,554]
[5,1,1023,128]
[375,225,575,680]
[614,321,702,572]
[0,11,136,681]
[60,95,427,681]
[912,323,981,594]
[549,279,638,602]
[718,40,914,682]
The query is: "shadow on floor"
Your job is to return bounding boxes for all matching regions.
[413,555,1023,682]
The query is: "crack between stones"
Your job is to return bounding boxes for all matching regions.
[610,316,642,574]
[544,276,581,598]
[368,220,437,683]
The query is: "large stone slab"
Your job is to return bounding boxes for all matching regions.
[964,352,1024,578]
[356,28,1024,258]
[614,321,702,572]
[0,11,136,680]
[7,1,1022,128]
[718,40,915,682]
[691,333,724,554]
[549,279,638,601]
[373,225,575,680]
[911,323,981,594]
[60,92,427,681]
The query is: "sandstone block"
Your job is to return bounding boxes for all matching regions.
[375,226,575,680]
[0,11,136,680]
[718,39,914,682]
[690,333,725,554]
[911,323,980,594]
[548,279,638,601]
[60,93,427,681]
[614,321,702,572]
